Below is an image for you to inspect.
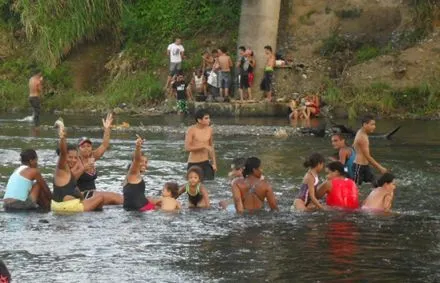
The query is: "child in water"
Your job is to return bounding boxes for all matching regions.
[178,166,210,208]
[151,182,181,211]
[292,153,325,211]
[362,173,396,213]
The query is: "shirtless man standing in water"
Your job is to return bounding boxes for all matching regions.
[185,109,217,180]
[29,72,43,127]
[352,115,387,186]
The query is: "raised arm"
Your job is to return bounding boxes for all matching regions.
[358,138,387,173]
[56,125,67,170]
[93,113,113,160]
[127,136,144,181]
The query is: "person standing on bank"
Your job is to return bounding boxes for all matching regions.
[260,45,276,102]
[165,37,185,90]
[29,72,43,127]
[184,109,217,180]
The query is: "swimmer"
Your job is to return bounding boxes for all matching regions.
[77,112,123,205]
[123,135,156,212]
[219,157,246,210]
[316,161,359,210]
[185,109,217,180]
[292,153,325,211]
[331,133,356,179]
[362,173,396,213]
[3,149,52,212]
[51,122,105,213]
[149,182,181,211]
[353,115,388,186]
[231,157,278,213]
[178,166,210,208]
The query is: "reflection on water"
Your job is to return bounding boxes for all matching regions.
[1,114,440,282]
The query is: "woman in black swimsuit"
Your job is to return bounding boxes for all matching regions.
[77,112,123,205]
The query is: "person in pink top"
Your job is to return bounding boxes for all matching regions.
[317,161,359,210]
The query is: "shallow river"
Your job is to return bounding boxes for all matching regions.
[0,113,439,282]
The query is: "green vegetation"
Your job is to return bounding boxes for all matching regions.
[0,0,241,112]
[335,8,362,19]
[323,80,440,119]
[299,10,317,25]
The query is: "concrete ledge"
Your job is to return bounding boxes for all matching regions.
[189,102,289,117]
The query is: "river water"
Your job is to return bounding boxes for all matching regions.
[0,113,439,282]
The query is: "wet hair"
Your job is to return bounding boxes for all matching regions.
[377,173,395,187]
[238,46,246,52]
[219,46,228,53]
[243,157,261,177]
[56,144,77,156]
[303,153,325,168]
[331,133,345,140]
[264,45,273,52]
[326,161,347,177]
[361,114,375,126]
[165,182,179,198]
[0,260,11,282]
[231,157,246,169]
[194,108,209,122]
[187,166,204,182]
[20,149,37,164]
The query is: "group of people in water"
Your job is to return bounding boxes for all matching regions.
[1,108,396,214]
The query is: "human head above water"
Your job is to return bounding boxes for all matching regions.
[164,182,179,198]
[377,172,395,188]
[187,166,203,183]
[194,108,210,125]
[303,153,325,170]
[361,114,376,133]
[20,149,38,167]
[56,144,79,169]
[243,157,262,178]
[326,161,347,179]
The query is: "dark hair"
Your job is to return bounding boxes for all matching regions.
[231,157,246,169]
[331,133,345,140]
[238,46,246,52]
[264,45,273,52]
[56,144,77,156]
[20,149,37,164]
[243,157,261,177]
[194,108,209,122]
[377,173,395,187]
[303,153,325,168]
[326,161,347,177]
[0,260,11,282]
[187,166,204,182]
[212,49,218,54]
[361,114,375,126]
[165,182,179,198]
[219,46,228,53]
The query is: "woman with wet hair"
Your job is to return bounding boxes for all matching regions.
[231,157,278,213]
[316,161,359,210]
[51,120,105,213]
[3,149,52,211]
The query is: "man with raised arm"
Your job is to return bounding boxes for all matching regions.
[184,109,217,180]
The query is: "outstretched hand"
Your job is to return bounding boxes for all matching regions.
[102,112,113,129]
[135,134,144,148]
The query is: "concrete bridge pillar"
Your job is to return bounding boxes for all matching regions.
[238,0,282,99]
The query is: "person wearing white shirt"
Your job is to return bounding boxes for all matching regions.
[166,38,185,90]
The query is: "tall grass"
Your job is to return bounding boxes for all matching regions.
[13,0,123,68]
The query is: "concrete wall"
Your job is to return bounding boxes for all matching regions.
[238,0,282,98]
